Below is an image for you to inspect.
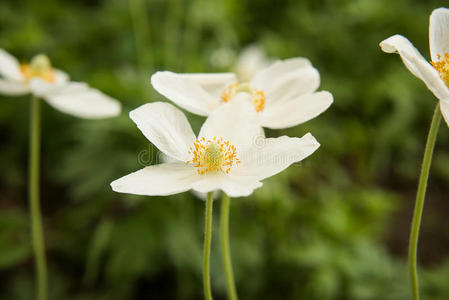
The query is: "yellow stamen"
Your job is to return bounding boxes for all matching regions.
[20,54,55,83]
[186,137,240,175]
[220,82,266,112]
[431,53,449,86]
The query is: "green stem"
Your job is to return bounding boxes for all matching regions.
[409,103,441,300]
[220,193,238,300]
[29,96,47,300]
[203,192,214,300]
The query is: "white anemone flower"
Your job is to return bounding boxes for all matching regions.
[0,49,121,119]
[380,7,449,126]
[110,99,320,198]
[151,57,333,129]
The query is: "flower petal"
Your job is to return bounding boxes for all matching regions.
[0,79,29,96]
[179,73,237,99]
[252,59,320,103]
[234,46,271,82]
[380,34,449,100]
[191,173,262,197]
[0,49,23,81]
[198,93,262,151]
[151,71,220,116]
[259,91,333,129]
[111,163,198,196]
[430,8,449,62]
[440,99,449,127]
[31,80,121,119]
[232,133,320,181]
[130,102,196,162]
[54,69,69,85]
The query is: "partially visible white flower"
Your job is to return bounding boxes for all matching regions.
[151,57,333,130]
[0,49,121,119]
[210,48,235,70]
[111,99,320,198]
[380,7,449,126]
[234,45,271,82]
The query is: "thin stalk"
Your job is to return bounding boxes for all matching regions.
[29,96,47,300]
[220,193,238,300]
[203,192,214,300]
[409,103,441,300]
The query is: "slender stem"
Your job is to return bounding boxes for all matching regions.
[203,192,214,300]
[29,96,47,300]
[220,193,238,300]
[409,103,441,300]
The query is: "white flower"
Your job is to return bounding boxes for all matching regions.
[234,45,272,82]
[110,99,320,198]
[151,57,333,129]
[0,49,121,119]
[380,7,449,126]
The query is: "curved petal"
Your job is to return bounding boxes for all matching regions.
[53,69,69,85]
[198,93,262,151]
[430,8,449,62]
[232,133,320,181]
[252,62,320,104]
[179,73,237,99]
[0,79,29,96]
[259,91,333,129]
[440,99,449,127]
[0,49,24,81]
[31,80,121,119]
[191,173,262,197]
[380,34,449,100]
[234,46,271,82]
[130,102,196,162]
[151,71,220,116]
[251,57,313,86]
[111,163,198,196]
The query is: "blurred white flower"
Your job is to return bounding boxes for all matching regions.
[111,99,319,197]
[0,49,121,119]
[234,45,271,82]
[151,57,333,129]
[380,7,449,126]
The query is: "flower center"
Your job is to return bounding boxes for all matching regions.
[186,137,240,175]
[220,82,266,112]
[431,53,449,86]
[20,54,55,83]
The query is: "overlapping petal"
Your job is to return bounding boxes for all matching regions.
[0,79,29,95]
[130,102,196,162]
[430,8,449,62]
[151,71,220,116]
[380,34,449,101]
[259,91,333,129]
[179,73,237,99]
[111,163,198,196]
[192,173,262,197]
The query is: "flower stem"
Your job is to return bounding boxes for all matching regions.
[29,96,47,300]
[203,192,214,300]
[409,103,441,300]
[220,193,238,300]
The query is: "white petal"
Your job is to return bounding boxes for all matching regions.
[198,93,262,151]
[54,69,69,85]
[111,163,198,196]
[0,79,29,96]
[151,71,220,116]
[251,57,312,86]
[130,102,196,162]
[0,49,24,81]
[429,8,449,62]
[259,91,333,129]
[179,73,237,99]
[380,34,449,101]
[232,133,320,181]
[440,99,449,127]
[191,173,262,197]
[234,46,271,82]
[252,60,320,103]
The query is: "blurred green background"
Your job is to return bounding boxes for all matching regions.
[1,0,449,299]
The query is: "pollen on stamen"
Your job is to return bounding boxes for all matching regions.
[431,53,449,86]
[186,137,240,175]
[221,83,239,103]
[253,89,265,112]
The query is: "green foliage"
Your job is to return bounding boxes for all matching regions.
[1,0,449,299]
